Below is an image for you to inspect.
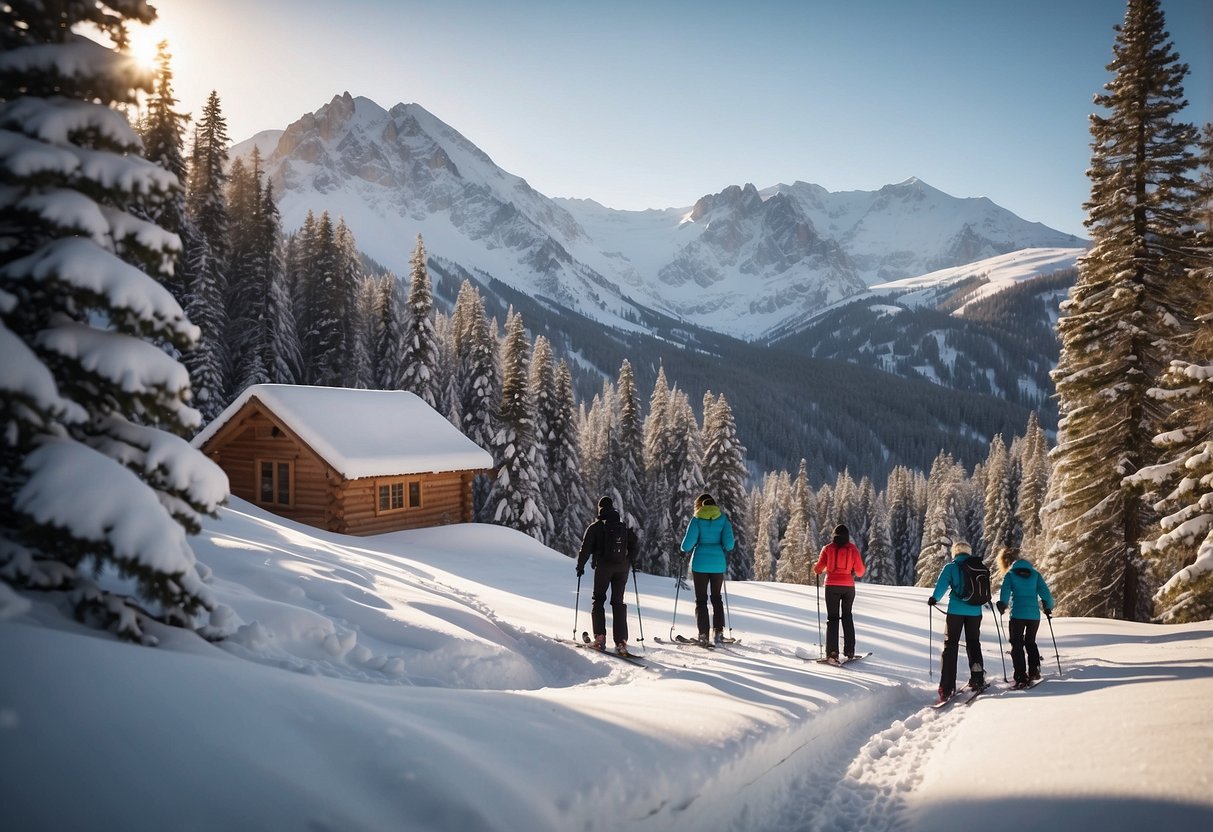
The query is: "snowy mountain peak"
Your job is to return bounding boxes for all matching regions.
[242,92,1087,340]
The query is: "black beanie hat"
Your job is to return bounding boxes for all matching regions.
[598,496,613,510]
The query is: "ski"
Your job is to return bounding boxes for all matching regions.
[1007,678,1044,692]
[672,634,715,649]
[963,683,994,704]
[930,694,957,710]
[813,651,872,666]
[559,632,646,665]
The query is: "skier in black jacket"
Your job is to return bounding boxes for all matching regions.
[576,496,639,656]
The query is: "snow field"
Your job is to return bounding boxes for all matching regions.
[2,498,1212,832]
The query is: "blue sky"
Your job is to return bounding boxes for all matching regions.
[141,0,1211,237]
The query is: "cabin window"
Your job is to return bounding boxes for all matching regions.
[257,459,293,507]
[376,478,423,514]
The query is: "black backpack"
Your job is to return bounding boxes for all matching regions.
[957,557,992,606]
[603,520,629,563]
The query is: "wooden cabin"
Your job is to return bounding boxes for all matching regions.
[193,384,493,535]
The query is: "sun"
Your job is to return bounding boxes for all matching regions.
[125,21,167,71]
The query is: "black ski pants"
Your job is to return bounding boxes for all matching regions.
[591,562,630,644]
[693,571,725,636]
[940,613,984,694]
[1008,618,1042,682]
[824,585,857,658]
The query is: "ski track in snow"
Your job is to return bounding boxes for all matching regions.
[617,682,955,832]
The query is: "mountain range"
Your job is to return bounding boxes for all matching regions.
[231,92,1089,483]
[235,92,1086,343]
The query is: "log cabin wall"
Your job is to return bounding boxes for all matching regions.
[338,471,472,536]
[203,409,332,529]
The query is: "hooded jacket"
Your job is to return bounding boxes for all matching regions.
[998,558,1055,620]
[577,506,637,572]
[680,504,735,574]
[813,540,866,587]
[931,553,985,617]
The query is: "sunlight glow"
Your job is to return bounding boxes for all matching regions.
[126,22,168,71]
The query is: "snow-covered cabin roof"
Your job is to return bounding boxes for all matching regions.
[192,385,492,480]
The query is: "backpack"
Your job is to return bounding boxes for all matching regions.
[957,557,992,606]
[603,520,629,563]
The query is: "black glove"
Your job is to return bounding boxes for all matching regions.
[1043,605,1053,617]
[996,601,1007,615]
[927,596,938,607]
[575,565,584,578]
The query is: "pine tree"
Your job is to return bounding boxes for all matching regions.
[1016,412,1051,551]
[982,434,1015,557]
[1043,0,1199,620]
[371,275,405,390]
[641,367,675,574]
[549,361,591,555]
[752,491,775,582]
[400,234,440,407]
[137,40,193,308]
[184,91,230,421]
[258,182,301,384]
[702,393,751,579]
[667,389,705,575]
[776,461,811,585]
[488,310,549,540]
[452,284,499,521]
[335,220,368,387]
[0,2,226,641]
[1125,129,1213,623]
[887,466,925,585]
[865,499,896,586]
[916,452,967,587]
[605,360,647,534]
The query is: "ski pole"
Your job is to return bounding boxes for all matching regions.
[989,602,1009,682]
[928,602,934,680]
[573,571,582,641]
[722,574,733,640]
[815,573,823,658]
[1045,609,1062,677]
[631,566,645,652]
[670,554,685,641]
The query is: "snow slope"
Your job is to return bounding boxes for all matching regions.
[2,500,1210,831]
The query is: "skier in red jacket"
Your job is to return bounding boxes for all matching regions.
[813,524,867,662]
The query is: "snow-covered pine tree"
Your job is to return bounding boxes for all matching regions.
[915,451,967,587]
[452,283,499,521]
[526,335,561,545]
[488,309,549,541]
[982,434,1015,557]
[776,461,811,585]
[1016,411,1051,551]
[183,90,230,422]
[864,498,896,585]
[604,360,647,535]
[666,388,705,576]
[702,393,751,580]
[641,366,674,575]
[400,234,440,407]
[752,490,774,582]
[335,220,369,388]
[887,465,926,585]
[1043,0,1199,620]
[549,361,591,556]
[137,40,193,308]
[224,148,277,392]
[1125,129,1213,623]
[370,275,405,390]
[0,1,227,642]
[258,182,301,385]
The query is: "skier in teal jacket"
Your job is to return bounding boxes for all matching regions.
[996,547,1055,686]
[680,493,735,645]
[927,540,985,701]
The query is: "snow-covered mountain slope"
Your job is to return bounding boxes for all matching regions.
[235,92,1086,340]
[4,500,1212,831]
[870,247,1084,314]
